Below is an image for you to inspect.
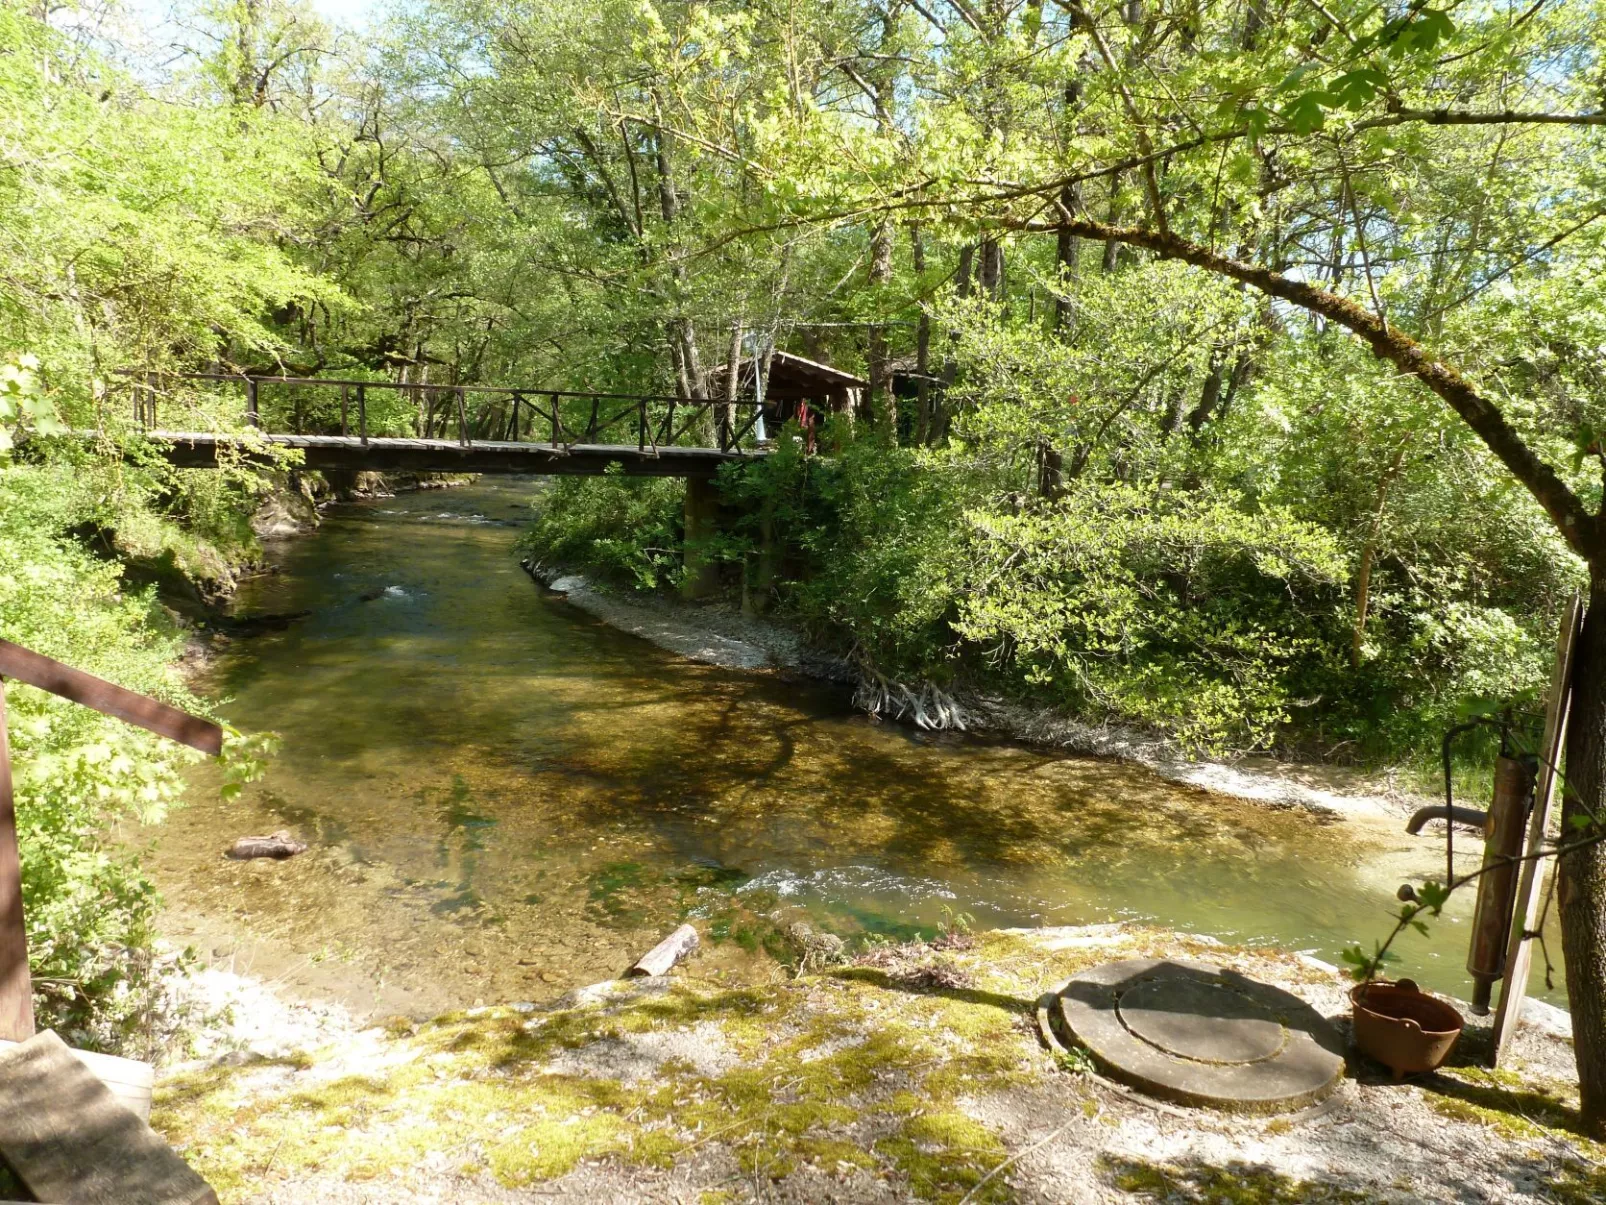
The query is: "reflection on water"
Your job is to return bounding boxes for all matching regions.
[148,479,1556,1016]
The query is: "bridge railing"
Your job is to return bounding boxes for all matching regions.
[125,372,768,454]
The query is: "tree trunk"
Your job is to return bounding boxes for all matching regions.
[1054,189,1080,331]
[978,237,1003,298]
[722,322,742,449]
[656,123,705,412]
[867,219,895,434]
[1038,442,1064,499]
[911,224,932,445]
[937,244,975,440]
[1101,174,1122,271]
[1351,443,1408,667]
[1561,566,1606,1136]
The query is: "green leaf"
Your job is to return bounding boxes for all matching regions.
[1417,881,1452,913]
[1282,92,1332,135]
[1327,67,1388,111]
[1381,8,1456,57]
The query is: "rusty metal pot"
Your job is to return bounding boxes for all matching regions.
[1350,979,1464,1080]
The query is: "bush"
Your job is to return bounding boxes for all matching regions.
[519,467,686,591]
[0,463,213,1050]
[956,486,1347,752]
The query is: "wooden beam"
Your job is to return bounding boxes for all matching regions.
[0,642,222,756]
[0,1038,153,1122]
[0,681,32,1044]
[1491,592,1583,1066]
[137,432,750,478]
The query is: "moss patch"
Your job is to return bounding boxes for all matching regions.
[1424,1067,1602,1158]
[153,937,1069,1199]
[1104,1156,1375,1203]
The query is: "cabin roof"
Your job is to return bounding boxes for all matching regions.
[710,349,868,400]
[766,350,869,390]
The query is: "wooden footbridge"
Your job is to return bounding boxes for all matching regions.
[127,372,775,477]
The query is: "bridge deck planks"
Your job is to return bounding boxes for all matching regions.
[134,431,765,478]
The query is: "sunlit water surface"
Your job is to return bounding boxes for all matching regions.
[148,479,1561,1016]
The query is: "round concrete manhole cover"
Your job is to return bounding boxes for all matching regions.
[1117,978,1287,1064]
[1051,958,1345,1114]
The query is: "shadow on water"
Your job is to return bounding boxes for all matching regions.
[145,478,1556,1016]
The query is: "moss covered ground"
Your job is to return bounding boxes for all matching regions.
[151,926,1603,1203]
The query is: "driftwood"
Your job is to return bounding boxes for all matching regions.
[224,830,307,861]
[628,923,699,977]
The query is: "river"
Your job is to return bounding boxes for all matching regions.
[147,478,1560,1017]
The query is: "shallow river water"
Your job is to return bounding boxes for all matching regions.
[148,478,1559,1017]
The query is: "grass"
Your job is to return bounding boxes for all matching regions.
[1103,1155,1375,1203]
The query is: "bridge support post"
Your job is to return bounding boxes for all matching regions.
[681,476,721,601]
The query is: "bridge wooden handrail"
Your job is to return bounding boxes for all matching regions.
[122,370,706,407]
[122,370,765,453]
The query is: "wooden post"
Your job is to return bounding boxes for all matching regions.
[456,386,470,446]
[357,385,368,446]
[0,679,35,1043]
[244,377,259,429]
[1491,592,1583,1066]
[550,392,561,446]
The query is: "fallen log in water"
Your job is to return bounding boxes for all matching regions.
[628,923,699,977]
[224,830,307,860]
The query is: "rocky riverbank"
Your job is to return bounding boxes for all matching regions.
[251,469,478,539]
[150,923,1594,1204]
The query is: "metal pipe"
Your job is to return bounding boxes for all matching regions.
[1405,805,1489,836]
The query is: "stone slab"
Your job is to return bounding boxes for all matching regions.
[0,1037,153,1121]
[0,1029,216,1204]
[1057,958,1345,1113]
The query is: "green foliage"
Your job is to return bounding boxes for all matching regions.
[520,470,686,591]
[779,432,972,680]
[957,487,1345,752]
[0,356,64,454]
[0,463,206,1047]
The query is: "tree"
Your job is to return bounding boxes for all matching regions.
[948,1,1606,1128]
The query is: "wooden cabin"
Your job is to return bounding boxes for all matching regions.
[710,350,868,439]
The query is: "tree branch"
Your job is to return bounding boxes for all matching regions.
[1018,215,1601,561]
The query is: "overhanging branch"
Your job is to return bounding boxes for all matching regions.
[1017,216,1601,562]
